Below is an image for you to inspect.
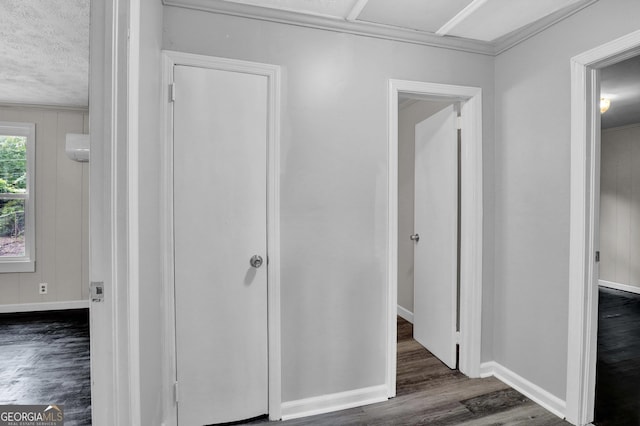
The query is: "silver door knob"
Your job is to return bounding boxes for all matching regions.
[250,255,263,268]
[410,234,420,242]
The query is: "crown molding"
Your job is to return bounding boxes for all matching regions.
[493,0,598,55]
[162,0,495,55]
[163,0,599,57]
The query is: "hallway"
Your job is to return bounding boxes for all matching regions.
[244,317,567,425]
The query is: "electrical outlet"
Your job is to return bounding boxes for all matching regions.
[39,283,48,295]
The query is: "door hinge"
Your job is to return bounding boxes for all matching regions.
[169,82,176,103]
[595,251,600,262]
[457,116,462,130]
[174,382,179,404]
[456,331,461,344]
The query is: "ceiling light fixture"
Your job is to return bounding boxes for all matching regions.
[600,98,611,114]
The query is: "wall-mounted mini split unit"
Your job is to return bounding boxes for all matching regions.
[65,133,90,162]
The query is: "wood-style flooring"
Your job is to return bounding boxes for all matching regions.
[0,310,594,426]
[595,287,640,426]
[242,317,567,425]
[0,309,91,426]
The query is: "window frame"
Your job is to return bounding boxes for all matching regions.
[0,121,35,272]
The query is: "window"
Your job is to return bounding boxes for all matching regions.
[0,122,35,272]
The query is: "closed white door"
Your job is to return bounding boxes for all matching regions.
[413,104,458,369]
[173,65,269,425]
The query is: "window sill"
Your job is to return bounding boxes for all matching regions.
[0,259,35,273]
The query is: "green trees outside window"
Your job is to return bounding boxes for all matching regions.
[0,135,27,256]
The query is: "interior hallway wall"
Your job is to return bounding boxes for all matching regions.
[163,6,496,403]
[493,0,640,401]
[600,124,640,291]
[397,100,451,316]
[135,0,165,424]
[0,106,89,305]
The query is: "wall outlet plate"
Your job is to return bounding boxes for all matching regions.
[39,283,48,294]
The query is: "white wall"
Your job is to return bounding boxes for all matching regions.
[493,0,640,400]
[0,106,88,305]
[397,100,451,315]
[600,124,640,290]
[163,6,495,403]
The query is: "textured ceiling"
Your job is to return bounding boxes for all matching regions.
[2,0,625,114]
[0,0,90,108]
[601,55,640,130]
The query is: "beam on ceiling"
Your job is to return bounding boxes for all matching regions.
[162,0,600,57]
[435,0,488,36]
[162,0,495,55]
[346,0,369,22]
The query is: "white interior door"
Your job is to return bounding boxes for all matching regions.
[413,104,458,369]
[173,65,269,425]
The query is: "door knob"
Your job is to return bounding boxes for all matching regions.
[410,234,420,242]
[250,255,263,268]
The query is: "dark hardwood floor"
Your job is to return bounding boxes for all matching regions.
[243,317,567,425]
[595,287,640,426]
[0,310,589,425]
[0,309,91,426]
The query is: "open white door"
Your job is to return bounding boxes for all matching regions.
[172,65,269,425]
[413,104,458,369]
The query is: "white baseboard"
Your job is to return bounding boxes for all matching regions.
[480,361,566,419]
[0,300,90,314]
[599,279,640,295]
[397,305,414,323]
[281,384,388,421]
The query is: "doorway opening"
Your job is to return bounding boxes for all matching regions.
[592,54,640,425]
[566,29,640,426]
[386,79,483,397]
[397,98,460,371]
[0,0,92,422]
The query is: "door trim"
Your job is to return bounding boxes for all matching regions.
[89,0,139,423]
[387,79,483,396]
[566,29,640,426]
[161,50,282,424]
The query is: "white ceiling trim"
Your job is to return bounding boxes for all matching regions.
[163,0,494,54]
[163,0,598,56]
[346,0,369,22]
[493,0,597,54]
[436,0,488,36]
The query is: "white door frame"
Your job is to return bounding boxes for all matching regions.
[89,0,140,424]
[387,79,483,396]
[566,29,640,426]
[160,50,282,424]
